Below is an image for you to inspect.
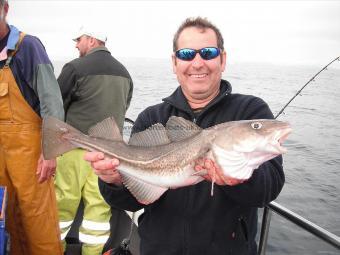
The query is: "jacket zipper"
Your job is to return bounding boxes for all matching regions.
[182,116,197,255]
[190,91,229,125]
[164,85,230,124]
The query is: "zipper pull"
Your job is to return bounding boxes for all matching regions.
[192,118,197,123]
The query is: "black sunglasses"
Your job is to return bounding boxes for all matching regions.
[175,47,221,61]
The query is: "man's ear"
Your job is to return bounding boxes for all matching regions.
[221,50,227,72]
[171,53,177,74]
[89,37,96,46]
[1,2,9,20]
[4,2,9,14]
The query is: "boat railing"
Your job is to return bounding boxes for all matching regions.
[258,201,340,254]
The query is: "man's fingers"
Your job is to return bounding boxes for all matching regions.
[83,151,122,185]
[95,168,122,185]
[91,158,119,170]
[195,157,247,186]
[204,159,213,169]
[203,159,224,185]
[37,158,57,181]
[38,169,47,183]
[84,151,105,162]
[111,158,119,167]
[40,168,53,183]
[84,151,120,170]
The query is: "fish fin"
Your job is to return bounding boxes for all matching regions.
[42,117,81,159]
[128,123,171,147]
[88,117,123,141]
[121,173,168,205]
[166,116,202,142]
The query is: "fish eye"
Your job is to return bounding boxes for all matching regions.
[251,122,262,130]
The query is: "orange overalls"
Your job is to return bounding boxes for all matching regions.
[0,33,62,255]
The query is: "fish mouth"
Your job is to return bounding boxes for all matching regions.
[272,127,293,153]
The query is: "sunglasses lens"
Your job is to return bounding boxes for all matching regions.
[200,47,220,60]
[175,49,197,61]
[176,47,220,61]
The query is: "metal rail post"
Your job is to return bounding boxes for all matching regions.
[258,206,272,255]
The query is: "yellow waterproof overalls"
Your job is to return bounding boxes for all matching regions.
[0,33,63,255]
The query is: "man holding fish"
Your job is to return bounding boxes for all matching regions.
[81,17,290,255]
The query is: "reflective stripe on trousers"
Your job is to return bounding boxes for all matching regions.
[59,220,110,241]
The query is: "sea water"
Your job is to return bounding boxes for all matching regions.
[53,58,340,255]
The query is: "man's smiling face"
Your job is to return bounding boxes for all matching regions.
[172,26,226,106]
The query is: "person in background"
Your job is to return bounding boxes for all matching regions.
[0,0,64,254]
[55,24,133,255]
[84,17,286,255]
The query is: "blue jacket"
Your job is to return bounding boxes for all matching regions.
[0,25,63,120]
[99,80,285,255]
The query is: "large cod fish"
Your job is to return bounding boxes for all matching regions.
[42,116,291,205]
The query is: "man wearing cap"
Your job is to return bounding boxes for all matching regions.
[55,25,133,255]
[0,0,64,254]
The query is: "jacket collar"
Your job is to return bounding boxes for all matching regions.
[86,46,110,56]
[0,25,20,61]
[163,79,232,114]
[6,25,20,51]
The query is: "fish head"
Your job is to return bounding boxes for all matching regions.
[209,119,292,178]
[213,119,292,156]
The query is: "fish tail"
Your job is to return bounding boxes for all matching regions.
[42,117,82,159]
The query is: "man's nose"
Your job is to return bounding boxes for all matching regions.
[191,54,204,68]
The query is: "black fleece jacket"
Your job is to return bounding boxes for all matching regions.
[99,80,285,255]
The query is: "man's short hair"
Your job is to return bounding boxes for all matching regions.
[173,17,224,52]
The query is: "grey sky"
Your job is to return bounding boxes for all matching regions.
[7,0,340,66]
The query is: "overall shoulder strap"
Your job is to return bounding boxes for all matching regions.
[5,32,26,66]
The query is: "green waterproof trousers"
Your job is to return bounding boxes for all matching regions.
[55,149,111,255]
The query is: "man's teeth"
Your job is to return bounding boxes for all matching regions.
[190,74,207,78]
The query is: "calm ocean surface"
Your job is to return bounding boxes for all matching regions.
[54,58,340,255]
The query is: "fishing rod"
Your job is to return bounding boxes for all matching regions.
[275,56,340,119]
